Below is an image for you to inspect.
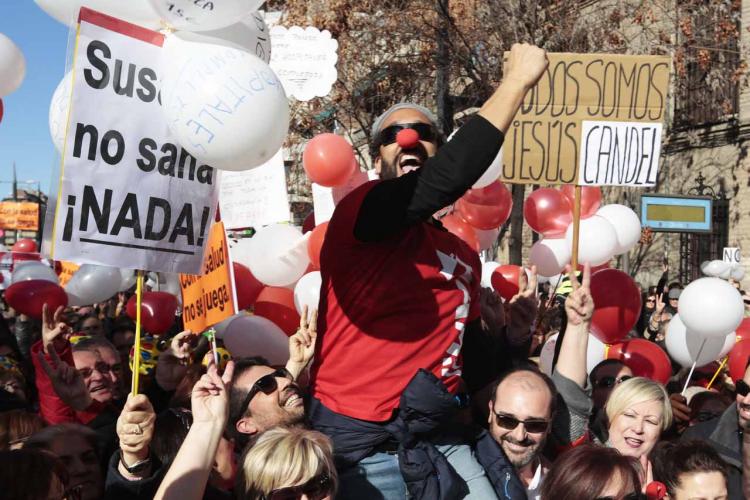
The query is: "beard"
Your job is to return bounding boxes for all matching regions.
[500,434,544,469]
[378,156,399,180]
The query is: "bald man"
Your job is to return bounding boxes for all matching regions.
[488,369,557,500]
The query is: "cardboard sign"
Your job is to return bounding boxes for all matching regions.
[179,221,237,333]
[57,261,81,287]
[46,8,219,274]
[723,247,741,264]
[0,202,39,231]
[501,53,670,186]
[219,150,290,230]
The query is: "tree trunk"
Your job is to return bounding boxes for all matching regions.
[435,0,453,134]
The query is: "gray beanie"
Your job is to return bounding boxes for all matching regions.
[371,102,440,140]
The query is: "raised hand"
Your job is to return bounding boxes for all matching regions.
[156,330,196,391]
[287,307,318,380]
[168,330,197,363]
[42,303,71,354]
[479,287,506,332]
[564,263,594,326]
[504,43,549,90]
[655,293,666,315]
[191,359,234,425]
[38,348,91,411]
[507,265,539,344]
[117,394,156,466]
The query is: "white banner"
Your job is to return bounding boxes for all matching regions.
[219,150,289,230]
[578,120,662,187]
[46,8,218,274]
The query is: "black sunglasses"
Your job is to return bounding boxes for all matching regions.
[493,411,549,434]
[595,375,633,389]
[737,379,750,397]
[240,368,294,412]
[377,122,437,148]
[267,473,332,500]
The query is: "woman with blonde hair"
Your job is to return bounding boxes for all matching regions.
[237,427,337,500]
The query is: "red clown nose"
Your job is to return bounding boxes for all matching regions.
[396,128,420,149]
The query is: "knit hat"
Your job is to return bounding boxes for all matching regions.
[371,102,440,140]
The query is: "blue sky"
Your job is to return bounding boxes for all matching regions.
[0,3,68,198]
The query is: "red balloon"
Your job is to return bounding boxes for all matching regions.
[126,292,178,335]
[4,280,68,320]
[254,287,300,336]
[233,262,264,310]
[303,133,356,187]
[736,318,750,342]
[455,181,513,230]
[590,269,642,344]
[12,252,41,262]
[523,188,573,237]
[491,265,522,301]
[301,212,315,234]
[307,222,329,270]
[728,339,750,381]
[440,214,480,251]
[607,339,672,384]
[12,238,38,253]
[560,185,602,219]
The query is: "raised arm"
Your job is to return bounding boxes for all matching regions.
[354,44,548,242]
[556,264,594,388]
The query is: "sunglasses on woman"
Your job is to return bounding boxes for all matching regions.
[376,122,438,148]
[267,473,332,500]
[240,368,294,411]
[736,379,750,397]
[595,375,632,389]
[493,411,549,434]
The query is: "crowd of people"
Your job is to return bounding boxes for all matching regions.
[1,43,749,500]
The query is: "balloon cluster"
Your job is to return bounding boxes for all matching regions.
[525,186,642,278]
[0,31,26,126]
[701,259,745,281]
[39,1,285,173]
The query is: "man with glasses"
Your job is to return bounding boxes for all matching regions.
[487,368,556,499]
[309,43,548,499]
[682,360,750,499]
[227,357,305,451]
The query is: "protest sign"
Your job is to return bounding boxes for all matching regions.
[501,53,670,186]
[0,202,39,231]
[270,26,338,101]
[179,221,237,333]
[724,247,741,265]
[46,8,219,274]
[219,150,290,230]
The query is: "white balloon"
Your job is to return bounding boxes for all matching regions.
[564,215,617,266]
[149,0,264,31]
[65,264,122,306]
[175,11,271,62]
[476,227,500,251]
[702,260,730,278]
[731,264,746,281]
[231,225,310,287]
[665,314,727,367]
[481,262,500,289]
[34,0,161,28]
[529,238,570,277]
[49,72,72,152]
[11,261,58,284]
[719,332,737,358]
[213,312,245,340]
[586,334,607,374]
[679,277,745,338]
[293,272,322,316]
[540,332,606,376]
[222,315,289,365]
[0,33,25,97]
[718,265,733,280]
[596,204,641,254]
[119,268,136,291]
[473,146,503,189]
[161,33,289,171]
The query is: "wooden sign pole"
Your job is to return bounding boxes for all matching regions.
[570,185,582,271]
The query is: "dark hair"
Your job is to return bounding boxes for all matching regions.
[72,336,118,356]
[589,359,627,387]
[24,423,99,455]
[489,367,558,418]
[152,408,193,465]
[169,363,207,409]
[0,449,70,500]
[109,318,135,337]
[540,444,642,500]
[0,410,45,450]
[227,356,271,447]
[652,440,728,497]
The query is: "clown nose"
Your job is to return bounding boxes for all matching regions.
[396,128,420,149]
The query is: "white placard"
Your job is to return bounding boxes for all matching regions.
[46,8,218,274]
[578,120,662,187]
[724,247,741,264]
[269,26,338,101]
[219,150,289,229]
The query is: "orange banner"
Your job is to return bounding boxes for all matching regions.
[179,222,236,333]
[0,202,39,231]
[57,261,81,287]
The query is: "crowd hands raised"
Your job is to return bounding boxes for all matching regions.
[0,42,748,500]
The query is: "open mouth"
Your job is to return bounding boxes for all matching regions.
[624,437,643,448]
[280,386,303,409]
[89,384,110,395]
[398,151,426,173]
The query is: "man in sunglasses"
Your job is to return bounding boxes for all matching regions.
[309,43,548,499]
[226,357,305,451]
[682,361,750,499]
[589,359,633,413]
[488,368,556,499]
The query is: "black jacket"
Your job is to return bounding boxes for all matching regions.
[682,405,744,499]
[309,368,526,500]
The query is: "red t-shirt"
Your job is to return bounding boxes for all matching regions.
[310,181,481,422]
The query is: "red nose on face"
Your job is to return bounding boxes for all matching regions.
[396,128,420,149]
